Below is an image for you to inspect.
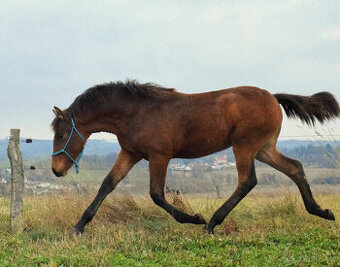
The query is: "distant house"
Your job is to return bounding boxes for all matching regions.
[212,153,235,169]
[214,153,227,165]
[188,162,211,171]
[169,164,192,171]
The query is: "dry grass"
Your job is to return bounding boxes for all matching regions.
[0,191,339,265]
[2,190,338,236]
[9,191,339,239]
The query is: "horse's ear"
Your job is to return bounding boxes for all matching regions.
[53,106,64,120]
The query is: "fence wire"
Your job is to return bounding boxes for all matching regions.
[0,133,339,198]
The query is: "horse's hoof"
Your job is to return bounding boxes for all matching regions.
[325,209,335,220]
[71,226,84,236]
[202,225,214,234]
[194,214,207,225]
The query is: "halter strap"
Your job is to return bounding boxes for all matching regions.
[52,118,85,173]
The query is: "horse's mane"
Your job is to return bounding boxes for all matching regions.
[52,80,175,132]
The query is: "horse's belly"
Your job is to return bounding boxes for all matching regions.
[174,136,231,158]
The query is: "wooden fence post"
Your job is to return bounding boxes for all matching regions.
[7,129,24,234]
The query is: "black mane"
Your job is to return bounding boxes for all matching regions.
[52,80,175,132]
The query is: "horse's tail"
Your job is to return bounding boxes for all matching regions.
[274,92,340,126]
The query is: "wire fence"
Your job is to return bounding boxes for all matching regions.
[0,132,339,198]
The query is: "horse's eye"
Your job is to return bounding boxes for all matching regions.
[55,134,63,140]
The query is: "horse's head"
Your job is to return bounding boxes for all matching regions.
[51,106,88,177]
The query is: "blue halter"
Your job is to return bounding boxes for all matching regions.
[52,118,85,173]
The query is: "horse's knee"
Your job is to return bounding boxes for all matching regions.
[239,177,257,193]
[246,178,257,191]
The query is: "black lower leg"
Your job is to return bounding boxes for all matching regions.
[286,158,335,220]
[150,192,206,224]
[73,176,115,234]
[258,151,335,221]
[149,157,206,225]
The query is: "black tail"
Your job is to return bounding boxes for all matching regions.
[274,92,340,126]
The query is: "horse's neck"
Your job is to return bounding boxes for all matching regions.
[79,101,133,136]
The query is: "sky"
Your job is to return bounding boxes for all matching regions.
[1,0,339,141]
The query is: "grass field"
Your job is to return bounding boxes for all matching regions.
[0,191,339,266]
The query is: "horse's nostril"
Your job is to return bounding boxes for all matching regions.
[52,168,63,177]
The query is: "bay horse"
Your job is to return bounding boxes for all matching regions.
[51,80,339,234]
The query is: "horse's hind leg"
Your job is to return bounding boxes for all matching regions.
[205,146,257,234]
[149,156,206,225]
[73,150,141,235]
[256,147,335,220]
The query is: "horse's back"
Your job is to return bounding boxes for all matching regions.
[170,86,282,158]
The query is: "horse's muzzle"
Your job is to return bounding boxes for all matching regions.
[52,167,64,177]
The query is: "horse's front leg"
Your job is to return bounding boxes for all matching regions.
[73,150,140,235]
[149,156,206,225]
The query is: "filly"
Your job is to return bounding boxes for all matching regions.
[51,81,339,234]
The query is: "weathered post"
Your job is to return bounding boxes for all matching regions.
[7,129,24,234]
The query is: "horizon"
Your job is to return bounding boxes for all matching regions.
[2,117,340,141]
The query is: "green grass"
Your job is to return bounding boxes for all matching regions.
[0,193,339,266]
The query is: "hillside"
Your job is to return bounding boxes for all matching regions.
[1,139,339,163]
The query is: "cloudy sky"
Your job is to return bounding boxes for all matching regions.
[1,0,339,141]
